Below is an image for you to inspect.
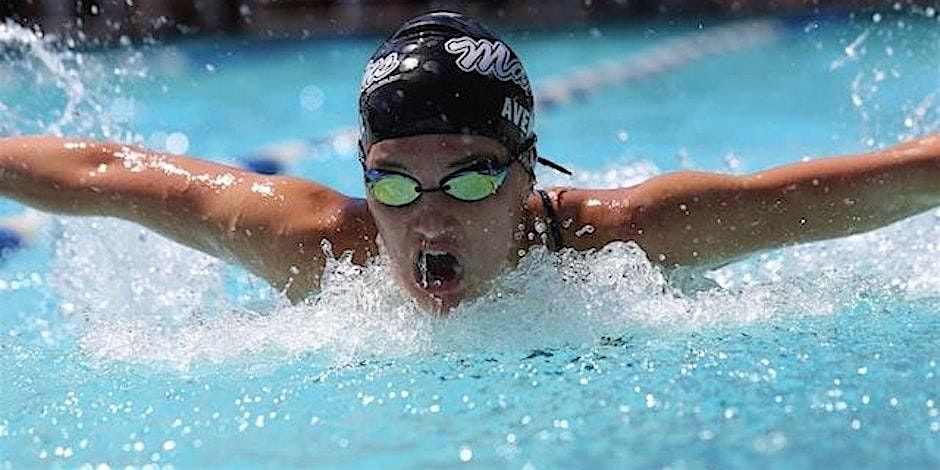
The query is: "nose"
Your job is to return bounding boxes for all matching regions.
[413,221,457,240]
[409,195,462,239]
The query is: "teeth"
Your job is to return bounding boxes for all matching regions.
[418,252,429,288]
[415,249,462,289]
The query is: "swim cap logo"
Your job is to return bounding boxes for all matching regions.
[361,52,401,92]
[501,96,531,135]
[444,37,530,91]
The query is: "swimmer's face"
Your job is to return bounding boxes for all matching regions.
[364,134,532,313]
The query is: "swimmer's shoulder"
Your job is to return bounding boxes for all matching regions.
[249,175,378,255]
[214,175,378,303]
[528,186,644,251]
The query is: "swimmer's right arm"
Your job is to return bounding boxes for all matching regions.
[0,136,378,302]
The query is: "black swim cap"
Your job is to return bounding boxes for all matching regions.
[358,11,544,173]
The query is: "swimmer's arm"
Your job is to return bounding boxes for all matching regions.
[0,136,377,301]
[560,133,939,269]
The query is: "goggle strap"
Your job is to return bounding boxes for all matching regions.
[516,135,572,177]
[537,157,572,176]
[358,140,368,168]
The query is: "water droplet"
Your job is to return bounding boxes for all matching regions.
[299,85,325,112]
[166,132,189,154]
[575,225,595,237]
[534,220,547,234]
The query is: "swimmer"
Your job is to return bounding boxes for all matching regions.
[0,11,937,312]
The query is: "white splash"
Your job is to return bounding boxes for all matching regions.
[55,202,940,371]
[0,21,132,139]
[38,146,940,370]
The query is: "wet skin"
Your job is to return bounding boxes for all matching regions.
[0,133,938,312]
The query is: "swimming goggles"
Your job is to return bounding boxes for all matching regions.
[364,161,511,207]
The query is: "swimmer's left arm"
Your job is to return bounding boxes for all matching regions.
[557,133,939,269]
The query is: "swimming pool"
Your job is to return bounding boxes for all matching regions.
[1,8,939,468]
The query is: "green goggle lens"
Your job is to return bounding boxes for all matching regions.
[443,172,505,201]
[365,166,509,207]
[369,174,421,206]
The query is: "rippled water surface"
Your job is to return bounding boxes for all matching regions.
[1,9,939,468]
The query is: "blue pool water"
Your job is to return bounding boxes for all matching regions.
[1,10,939,468]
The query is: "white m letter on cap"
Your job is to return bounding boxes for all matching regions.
[444,37,530,91]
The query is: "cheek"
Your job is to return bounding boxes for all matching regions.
[463,195,525,251]
[368,202,408,251]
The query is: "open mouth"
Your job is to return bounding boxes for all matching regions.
[413,250,464,293]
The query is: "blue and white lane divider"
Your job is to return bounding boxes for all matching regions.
[0,211,48,262]
[536,20,783,110]
[240,130,358,175]
[240,19,784,175]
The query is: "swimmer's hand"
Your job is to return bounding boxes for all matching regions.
[0,136,377,302]
[549,133,940,269]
